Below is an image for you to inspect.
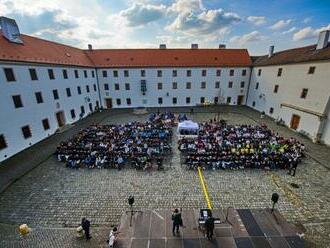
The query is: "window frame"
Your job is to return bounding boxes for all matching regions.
[4,68,16,82]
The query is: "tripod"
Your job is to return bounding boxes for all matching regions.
[224,206,233,226]
[125,204,143,227]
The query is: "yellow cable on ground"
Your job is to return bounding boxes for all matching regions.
[197,166,213,209]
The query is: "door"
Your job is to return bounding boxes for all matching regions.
[237,95,244,105]
[56,111,65,127]
[105,98,112,109]
[290,114,300,130]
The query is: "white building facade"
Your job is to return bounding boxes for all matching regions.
[0,63,99,161]
[247,61,330,144]
[97,67,251,108]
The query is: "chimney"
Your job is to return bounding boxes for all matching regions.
[268,45,274,57]
[88,44,93,50]
[316,30,330,50]
[219,44,226,49]
[0,16,23,44]
[191,43,198,49]
[159,44,166,49]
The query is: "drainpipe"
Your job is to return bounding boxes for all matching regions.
[95,68,103,108]
[245,66,253,106]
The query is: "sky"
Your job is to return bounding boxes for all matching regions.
[1,0,330,55]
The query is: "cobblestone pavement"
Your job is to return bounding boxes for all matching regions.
[0,107,329,247]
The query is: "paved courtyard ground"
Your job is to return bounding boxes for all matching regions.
[0,106,329,247]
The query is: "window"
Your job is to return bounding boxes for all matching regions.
[274,85,279,93]
[4,68,16,81]
[126,98,131,105]
[157,82,163,90]
[227,97,231,103]
[269,107,274,114]
[89,103,93,112]
[201,81,206,89]
[104,84,109,90]
[48,69,55,80]
[202,70,207,76]
[66,88,71,97]
[258,69,262,76]
[255,82,259,90]
[214,97,219,104]
[252,101,256,107]
[84,70,87,78]
[172,82,177,89]
[81,106,85,114]
[158,97,163,104]
[77,86,81,95]
[86,85,90,93]
[21,125,32,139]
[29,68,38,80]
[216,69,221,77]
[115,84,120,90]
[228,81,233,88]
[141,80,147,93]
[242,69,247,76]
[35,92,43,104]
[229,69,234,76]
[186,97,191,104]
[186,82,191,89]
[187,70,191,77]
[74,70,79,78]
[240,81,245,88]
[12,95,23,108]
[42,118,50,130]
[172,97,177,104]
[124,70,129,77]
[53,89,59,100]
[102,70,108,77]
[70,109,76,119]
[308,66,315,74]
[157,70,162,77]
[277,68,282,77]
[141,70,145,77]
[0,134,7,150]
[301,88,308,99]
[172,70,177,77]
[113,70,118,77]
[62,69,68,79]
[125,83,130,90]
[91,71,95,78]
[215,81,220,88]
[200,97,205,104]
[116,99,121,105]
[93,84,97,92]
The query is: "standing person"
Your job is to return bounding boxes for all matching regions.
[81,218,91,240]
[172,208,182,236]
[205,214,215,240]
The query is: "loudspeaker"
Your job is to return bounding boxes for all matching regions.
[271,193,279,203]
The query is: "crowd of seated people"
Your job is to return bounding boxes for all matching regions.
[55,122,172,170]
[149,111,176,127]
[179,120,305,170]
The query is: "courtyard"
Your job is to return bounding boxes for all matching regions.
[0,106,329,247]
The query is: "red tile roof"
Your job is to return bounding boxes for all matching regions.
[0,30,252,67]
[84,48,252,68]
[253,43,330,66]
[0,30,94,67]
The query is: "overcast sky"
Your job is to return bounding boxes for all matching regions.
[1,0,330,55]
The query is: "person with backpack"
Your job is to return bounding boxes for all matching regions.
[172,208,183,236]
